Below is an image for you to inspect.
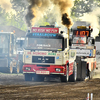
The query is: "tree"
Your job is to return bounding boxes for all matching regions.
[0,0,28,31]
[71,0,100,19]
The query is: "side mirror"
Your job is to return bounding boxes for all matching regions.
[92,39,95,44]
[69,39,72,46]
[60,31,64,34]
[71,28,73,32]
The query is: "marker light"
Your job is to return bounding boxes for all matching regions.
[55,68,61,72]
[25,67,31,71]
[89,26,91,29]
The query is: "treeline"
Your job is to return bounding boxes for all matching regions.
[0,0,100,31]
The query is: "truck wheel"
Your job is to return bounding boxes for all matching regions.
[89,70,94,79]
[13,61,23,74]
[60,65,69,82]
[16,65,20,74]
[24,74,32,81]
[19,61,23,73]
[15,62,20,74]
[10,63,13,74]
[69,62,77,82]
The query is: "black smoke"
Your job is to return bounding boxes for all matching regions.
[62,13,73,28]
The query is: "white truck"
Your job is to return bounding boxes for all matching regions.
[22,25,77,82]
[70,21,96,80]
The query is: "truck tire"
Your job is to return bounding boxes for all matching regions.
[76,57,87,81]
[69,62,77,82]
[9,62,13,73]
[13,63,20,74]
[24,73,32,81]
[89,70,94,79]
[13,61,23,74]
[60,65,69,82]
[19,61,23,73]
[9,61,18,74]
[16,65,20,74]
[13,66,19,74]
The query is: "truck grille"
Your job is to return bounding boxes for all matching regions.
[32,56,55,63]
[0,58,8,67]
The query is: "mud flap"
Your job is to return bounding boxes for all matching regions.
[76,56,87,81]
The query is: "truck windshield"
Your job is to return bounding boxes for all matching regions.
[25,38,63,51]
[0,34,9,54]
[72,35,87,44]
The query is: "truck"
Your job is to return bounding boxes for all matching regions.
[0,32,19,73]
[70,21,96,81]
[23,25,77,82]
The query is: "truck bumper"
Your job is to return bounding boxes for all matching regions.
[23,64,65,75]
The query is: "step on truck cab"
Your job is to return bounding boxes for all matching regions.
[70,21,96,81]
[23,25,77,82]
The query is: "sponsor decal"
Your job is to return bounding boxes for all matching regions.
[26,55,29,58]
[74,49,92,56]
[56,56,59,59]
[48,53,56,55]
[72,44,86,48]
[27,52,31,54]
[77,52,90,55]
[89,50,92,56]
[32,33,56,37]
[31,27,59,33]
[33,52,47,55]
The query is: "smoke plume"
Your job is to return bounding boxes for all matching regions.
[26,0,74,28]
[51,0,73,28]
[0,0,15,14]
[80,7,100,38]
[62,13,73,28]
[26,0,51,27]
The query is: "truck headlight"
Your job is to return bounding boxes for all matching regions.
[55,68,61,72]
[25,67,31,71]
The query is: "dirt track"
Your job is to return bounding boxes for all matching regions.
[0,63,100,100]
[0,78,100,100]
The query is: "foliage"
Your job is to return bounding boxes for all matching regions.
[71,0,100,19]
[0,0,100,31]
[0,0,27,31]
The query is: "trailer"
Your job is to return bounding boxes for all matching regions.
[70,21,96,81]
[23,25,77,82]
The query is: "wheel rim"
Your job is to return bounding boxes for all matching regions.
[17,64,19,73]
[66,65,69,81]
[74,62,77,81]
